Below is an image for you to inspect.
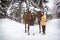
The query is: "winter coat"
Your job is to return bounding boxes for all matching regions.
[40,15,46,26]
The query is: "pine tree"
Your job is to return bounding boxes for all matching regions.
[53,0,60,18]
[0,0,12,18]
[0,0,4,18]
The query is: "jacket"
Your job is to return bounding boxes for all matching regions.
[40,15,46,26]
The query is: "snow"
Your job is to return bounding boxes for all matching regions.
[29,6,34,13]
[7,2,19,17]
[7,5,12,15]
[21,2,27,12]
[34,8,40,12]
[0,18,60,40]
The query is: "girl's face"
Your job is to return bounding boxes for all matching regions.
[41,13,44,15]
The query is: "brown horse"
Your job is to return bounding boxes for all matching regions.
[24,11,31,35]
[24,11,35,35]
[37,11,42,33]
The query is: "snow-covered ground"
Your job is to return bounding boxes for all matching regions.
[0,18,60,40]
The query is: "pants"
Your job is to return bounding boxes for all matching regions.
[42,25,46,33]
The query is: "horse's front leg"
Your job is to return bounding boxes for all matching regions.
[38,21,41,33]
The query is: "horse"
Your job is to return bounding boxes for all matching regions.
[37,11,42,33]
[24,11,35,35]
[24,11,31,35]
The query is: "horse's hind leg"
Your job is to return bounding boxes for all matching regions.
[28,24,30,35]
[25,24,26,33]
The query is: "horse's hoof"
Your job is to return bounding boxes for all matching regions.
[28,33,30,35]
[42,33,46,35]
[39,31,41,33]
[25,31,26,33]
